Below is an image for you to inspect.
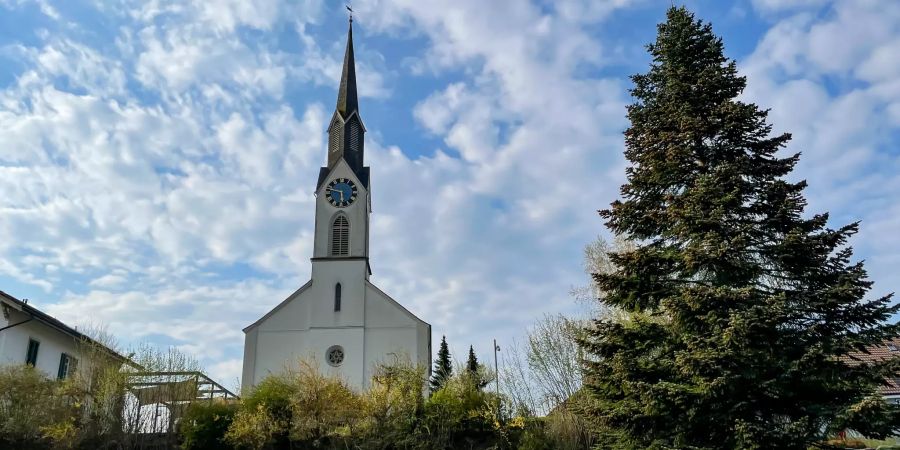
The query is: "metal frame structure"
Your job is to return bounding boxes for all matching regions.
[123,371,237,441]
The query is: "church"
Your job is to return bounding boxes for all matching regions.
[241,23,432,392]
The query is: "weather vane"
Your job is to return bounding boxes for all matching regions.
[346,4,353,23]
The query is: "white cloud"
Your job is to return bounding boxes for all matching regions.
[751,0,828,13]
[2,0,900,387]
[741,0,900,305]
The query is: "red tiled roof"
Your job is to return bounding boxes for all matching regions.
[842,338,900,396]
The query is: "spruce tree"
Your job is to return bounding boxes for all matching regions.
[466,345,479,375]
[465,345,488,389]
[430,336,453,392]
[580,7,900,449]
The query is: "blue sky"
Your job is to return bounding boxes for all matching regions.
[2,0,899,388]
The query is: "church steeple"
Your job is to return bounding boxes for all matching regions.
[325,21,367,184]
[336,22,358,120]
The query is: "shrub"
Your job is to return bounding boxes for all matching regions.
[225,375,296,449]
[225,404,281,450]
[0,365,77,449]
[180,399,237,450]
[287,361,362,447]
[355,361,426,449]
[420,372,497,449]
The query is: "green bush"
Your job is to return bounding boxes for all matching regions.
[225,374,297,449]
[354,361,426,449]
[179,399,237,450]
[0,365,78,449]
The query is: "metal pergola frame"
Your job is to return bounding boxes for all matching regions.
[125,371,238,402]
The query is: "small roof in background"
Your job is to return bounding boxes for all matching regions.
[0,289,135,366]
[842,337,900,396]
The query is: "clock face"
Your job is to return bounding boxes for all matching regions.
[326,178,358,208]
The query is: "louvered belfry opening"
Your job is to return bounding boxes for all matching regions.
[331,215,350,256]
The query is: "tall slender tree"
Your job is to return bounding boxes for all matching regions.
[579,6,900,449]
[430,336,453,392]
[466,345,479,375]
[465,345,489,390]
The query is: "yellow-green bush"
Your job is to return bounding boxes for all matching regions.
[180,399,238,450]
[0,365,79,449]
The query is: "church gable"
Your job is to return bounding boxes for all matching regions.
[315,158,367,198]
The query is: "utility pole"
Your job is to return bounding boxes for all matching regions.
[493,339,501,420]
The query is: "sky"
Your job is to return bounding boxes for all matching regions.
[1,0,900,389]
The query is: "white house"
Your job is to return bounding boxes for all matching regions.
[0,290,128,379]
[241,22,431,393]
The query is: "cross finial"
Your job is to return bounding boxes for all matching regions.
[346,4,353,23]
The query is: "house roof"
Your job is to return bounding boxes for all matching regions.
[0,290,135,366]
[841,337,900,396]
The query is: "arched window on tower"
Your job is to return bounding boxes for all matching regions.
[331,215,350,256]
[334,283,342,312]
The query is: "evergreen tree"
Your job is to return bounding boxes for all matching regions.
[579,7,900,449]
[466,345,479,375]
[465,345,488,390]
[430,336,453,392]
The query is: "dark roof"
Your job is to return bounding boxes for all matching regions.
[335,22,358,120]
[317,166,369,191]
[842,337,900,396]
[0,290,135,366]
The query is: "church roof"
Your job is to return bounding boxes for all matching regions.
[336,22,359,120]
[317,166,369,192]
[319,21,369,190]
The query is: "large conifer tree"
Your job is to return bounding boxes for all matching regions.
[580,7,900,449]
[430,336,453,392]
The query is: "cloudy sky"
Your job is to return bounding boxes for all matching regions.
[2,0,899,388]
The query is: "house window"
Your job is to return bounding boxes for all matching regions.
[26,339,40,366]
[58,353,78,380]
[334,283,342,312]
[331,215,350,256]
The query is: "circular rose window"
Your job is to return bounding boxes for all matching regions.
[326,345,344,367]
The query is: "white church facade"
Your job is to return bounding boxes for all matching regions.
[241,23,431,393]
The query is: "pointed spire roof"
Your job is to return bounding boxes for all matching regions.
[335,22,358,119]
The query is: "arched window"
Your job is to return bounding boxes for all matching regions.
[334,283,342,312]
[331,215,350,256]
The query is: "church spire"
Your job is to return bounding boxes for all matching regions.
[323,19,367,187]
[336,22,359,120]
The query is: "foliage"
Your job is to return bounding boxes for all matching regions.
[225,372,297,449]
[287,361,362,446]
[420,371,498,449]
[224,404,281,450]
[220,357,551,450]
[0,365,78,449]
[465,345,489,390]
[430,335,453,392]
[180,400,238,450]
[355,360,426,448]
[579,6,900,450]
[466,345,479,378]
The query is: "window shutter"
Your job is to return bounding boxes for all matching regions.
[349,121,360,152]
[58,353,68,379]
[331,216,350,256]
[26,339,39,366]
